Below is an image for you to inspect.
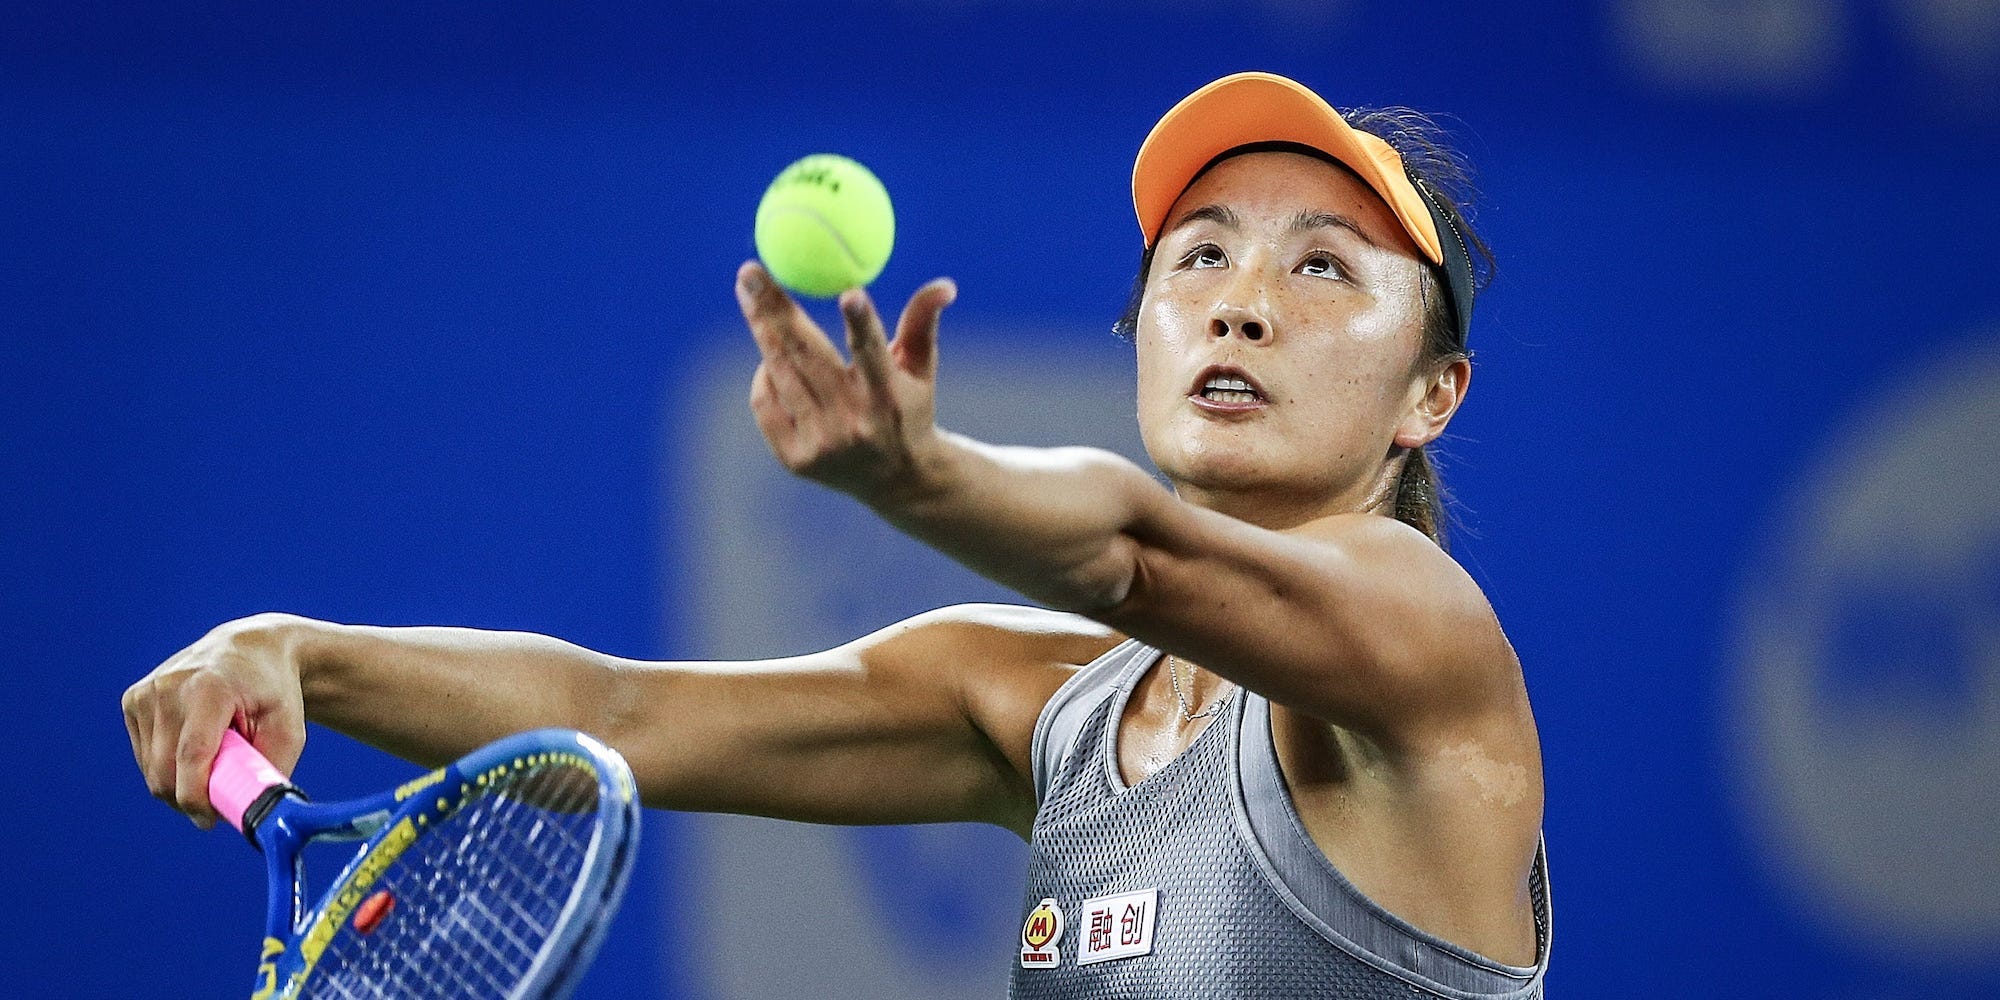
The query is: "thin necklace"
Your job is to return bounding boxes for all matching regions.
[1167,654,1235,723]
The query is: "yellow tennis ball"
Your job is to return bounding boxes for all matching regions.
[754,154,895,299]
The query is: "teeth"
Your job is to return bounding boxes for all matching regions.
[1200,374,1259,404]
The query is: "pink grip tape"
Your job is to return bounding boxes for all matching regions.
[208,729,287,833]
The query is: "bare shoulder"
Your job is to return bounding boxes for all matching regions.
[1280,517,1541,840]
[1266,522,1543,960]
[1291,514,1520,716]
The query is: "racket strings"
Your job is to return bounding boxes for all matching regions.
[301,758,605,1000]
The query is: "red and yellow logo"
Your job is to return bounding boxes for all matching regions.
[1020,897,1064,969]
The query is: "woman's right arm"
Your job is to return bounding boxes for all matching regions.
[122,605,1105,835]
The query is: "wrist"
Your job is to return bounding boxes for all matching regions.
[861,428,963,514]
[238,613,345,719]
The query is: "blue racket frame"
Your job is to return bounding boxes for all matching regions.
[240,728,639,1000]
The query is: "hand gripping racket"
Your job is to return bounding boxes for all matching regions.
[206,727,640,1000]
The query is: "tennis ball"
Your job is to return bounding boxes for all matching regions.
[754,154,895,298]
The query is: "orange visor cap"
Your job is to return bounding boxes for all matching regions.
[1132,71,1444,266]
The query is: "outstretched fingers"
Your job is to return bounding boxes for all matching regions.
[840,288,894,392]
[737,266,959,493]
[737,262,842,410]
[891,278,957,380]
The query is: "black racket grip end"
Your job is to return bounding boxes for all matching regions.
[239,784,306,851]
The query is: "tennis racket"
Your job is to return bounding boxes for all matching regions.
[205,727,640,1000]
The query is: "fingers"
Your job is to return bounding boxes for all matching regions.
[146,682,185,815]
[122,679,157,798]
[734,260,803,334]
[738,265,957,492]
[141,670,233,828]
[749,362,805,465]
[747,361,793,427]
[255,708,308,778]
[737,262,845,407]
[126,615,311,830]
[735,261,803,362]
[840,288,893,392]
[891,278,957,379]
[171,670,250,829]
[737,263,821,415]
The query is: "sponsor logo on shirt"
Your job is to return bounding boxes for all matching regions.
[1020,897,1064,969]
[1077,888,1158,966]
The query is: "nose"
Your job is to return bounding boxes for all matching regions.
[1208,272,1272,343]
[1208,302,1270,343]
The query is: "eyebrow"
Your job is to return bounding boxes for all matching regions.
[1163,204,1239,238]
[1163,204,1379,248]
[1290,210,1379,247]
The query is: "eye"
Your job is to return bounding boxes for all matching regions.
[1179,243,1226,270]
[1297,253,1346,280]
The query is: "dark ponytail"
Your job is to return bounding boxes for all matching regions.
[1395,442,1450,551]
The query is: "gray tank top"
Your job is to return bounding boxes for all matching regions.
[1009,640,1551,999]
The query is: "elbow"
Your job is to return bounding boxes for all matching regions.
[1052,539,1143,618]
[1053,574,1134,618]
[1056,453,1165,615]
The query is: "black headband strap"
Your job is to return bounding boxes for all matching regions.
[1413,176,1475,350]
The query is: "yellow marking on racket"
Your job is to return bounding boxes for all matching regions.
[393,768,446,802]
[250,936,284,999]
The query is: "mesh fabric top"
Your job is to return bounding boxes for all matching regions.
[1010,640,1550,999]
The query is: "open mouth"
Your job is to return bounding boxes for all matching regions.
[1190,366,1266,406]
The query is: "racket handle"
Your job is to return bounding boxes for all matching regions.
[209,729,296,841]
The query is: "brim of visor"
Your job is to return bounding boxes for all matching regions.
[1132,72,1444,266]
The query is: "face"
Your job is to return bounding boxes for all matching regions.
[1134,150,1459,524]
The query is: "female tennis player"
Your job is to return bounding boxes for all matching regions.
[125,72,1549,997]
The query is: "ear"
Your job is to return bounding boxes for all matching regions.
[1392,357,1470,450]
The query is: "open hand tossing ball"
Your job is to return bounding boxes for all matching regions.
[753,154,895,298]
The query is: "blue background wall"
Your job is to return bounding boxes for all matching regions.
[6,1,1998,996]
